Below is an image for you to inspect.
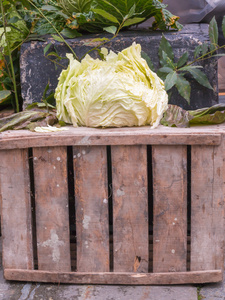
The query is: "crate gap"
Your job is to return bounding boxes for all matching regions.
[107,146,114,272]
[28,148,38,270]
[147,145,153,273]
[187,145,191,271]
[67,146,76,271]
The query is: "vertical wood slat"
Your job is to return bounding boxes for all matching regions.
[152,145,187,273]
[0,149,33,270]
[191,144,224,271]
[33,147,71,272]
[111,145,148,273]
[74,146,109,272]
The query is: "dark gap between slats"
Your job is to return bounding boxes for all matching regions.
[107,146,114,272]
[147,145,153,273]
[28,148,38,270]
[67,146,76,271]
[187,146,191,271]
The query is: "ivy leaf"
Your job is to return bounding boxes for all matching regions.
[187,68,213,90]
[141,51,155,72]
[209,16,218,46]
[176,74,191,103]
[164,71,177,91]
[177,52,189,68]
[123,17,145,27]
[159,34,174,63]
[103,26,117,34]
[92,8,120,24]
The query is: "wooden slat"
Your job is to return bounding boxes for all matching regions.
[4,269,223,285]
[74,146,109,272]
[191,144,224,271]
[33,146,71,272]
[111,145,148,272]
[152,145,187,272]
[0,125,222,150]
[0,149,33,269]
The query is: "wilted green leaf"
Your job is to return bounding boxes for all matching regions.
[51,34,64,42]
[194,44,202,59]
[44,43,52,56]
[222,16,225,39]
[92,8,120,23]
[164,71,177,91]
[209,16,218,46]
[159,34,174,63]
[189,104,225,125]
[177,52,188,68]
[141,51,155,72]
[60,28,82,38]
[123,17,145,27]
[176,74,191,103]
[202,42,209,55]
[125,4,136,19]
[103,26,117,34]
[158,67,174,73]
[0,90,11,103]
[187,68,213,90]
[160,104,193,128]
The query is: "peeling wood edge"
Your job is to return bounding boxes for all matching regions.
[4,269,223,285]
[0,133,222,150]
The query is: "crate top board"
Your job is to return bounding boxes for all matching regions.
[0,124,224,150]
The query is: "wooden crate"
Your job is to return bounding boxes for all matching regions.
[0,125,224,285]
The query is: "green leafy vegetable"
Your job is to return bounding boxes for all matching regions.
[161,104,225,128]
[55,43,168,128]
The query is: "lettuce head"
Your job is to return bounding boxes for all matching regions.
[55,42,168,128]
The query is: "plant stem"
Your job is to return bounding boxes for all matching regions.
[27,0,79,61]
[0,0,20,112]
[80,21,124,60]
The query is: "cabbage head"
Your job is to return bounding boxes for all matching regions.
[55,43,168,128]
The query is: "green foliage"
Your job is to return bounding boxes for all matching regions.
[161,104,225,128]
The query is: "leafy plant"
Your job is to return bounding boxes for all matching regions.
[152,16,225,104]
[161,104,225,127]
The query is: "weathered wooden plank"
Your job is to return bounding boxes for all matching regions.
[111,145,148,272]
[74,146,109,272]
[33,147,71,272]
[0,149,33,269]
[191,144,224,271]
[4,269,223,285]
[152,145,187,272]
[0,125,222,150]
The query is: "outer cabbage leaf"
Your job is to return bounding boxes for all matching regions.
[55,42,168,128]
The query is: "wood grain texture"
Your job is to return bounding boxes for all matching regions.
[74,146,109,272]
[191,144,224,271]
[4,269,223,285]
[111,145,148,272]
[0,149,33,270]
[152,145,187,272]
[0,125,222,150]
[33,147,71,272]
